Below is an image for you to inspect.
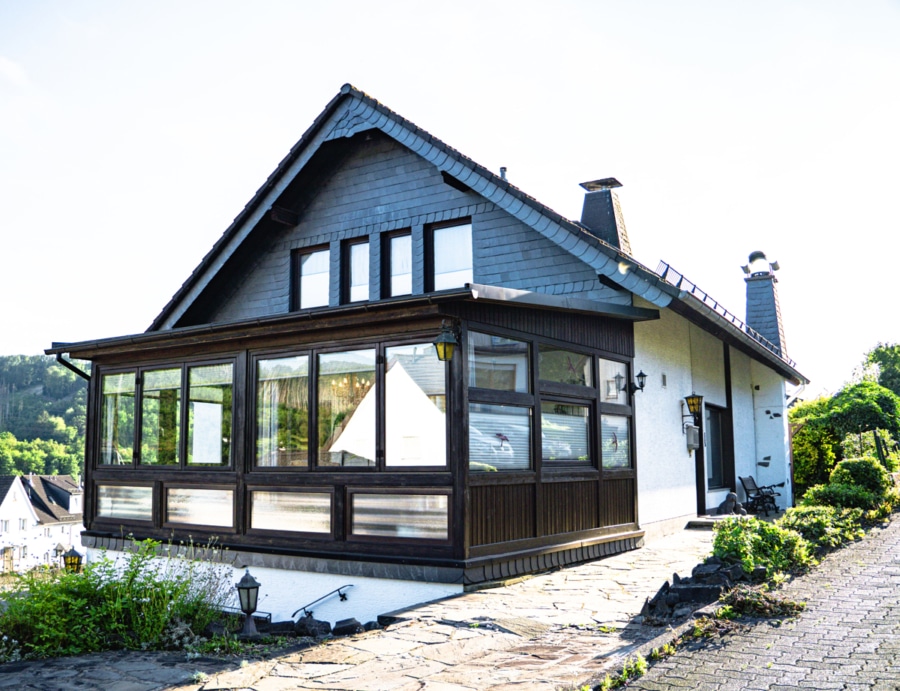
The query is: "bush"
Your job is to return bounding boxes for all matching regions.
[0,539,232,661]
[776,505,864,549]
[829,457,892,496]
[801,483,879,510]
[712,517,813,578]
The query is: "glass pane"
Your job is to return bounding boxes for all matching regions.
[256,356,309,467]
[601,414,631,469]
[349,242,369,302]
[300,249,330,309]
[100,373,135,465]
[351,494,448,539]
[599,358,629,405]
[468,331,530,392]
[469,403,531,471]
[385,344,446,467]
[541,402,591,464]
[433,223,472,290]
[539,346,593,387]
[251,491,331,533]
[389,234,412,296]
[317,350,376,467]
[167,488,233,527]
[187,364,233,466]
[140,368,181,466]
[97,485,152,521]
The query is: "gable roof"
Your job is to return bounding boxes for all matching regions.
[0,475,16,504]
[23,475,82,525]
[148,84,678,333]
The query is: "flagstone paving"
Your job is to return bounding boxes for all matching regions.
[0,528,714,690]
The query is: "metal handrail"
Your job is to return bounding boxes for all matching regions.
[292,584,354,619]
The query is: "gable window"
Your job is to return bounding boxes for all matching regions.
[343,240,369,303]
[384,232,412,297]
[430,222,472,291]
[294,248,330,309]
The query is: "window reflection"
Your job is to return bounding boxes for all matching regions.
[256,356,309,467]
[100,373,135,465]
[251,491,330,533]
[348,241,369,302]
[97,485,152,521]
[469,403,531,471]
[299,249,330,309]
[541,402,590,465]
[599,358,629,404]
[351,493,448,539]
[317,350,376,467]
[468,332,530,392]
[539,346,592,387]
[385,343,446,467]
[388,233,412,296]
[601,414,631,468]
[433,223,472,290]
[140,368,181,465]
[167,488,233,527]
[187,364,233,466]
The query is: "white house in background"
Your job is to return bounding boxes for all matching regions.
[0,475,83,572]
[48,85,807,625]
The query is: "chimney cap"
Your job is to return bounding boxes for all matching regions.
[580,178,622,192]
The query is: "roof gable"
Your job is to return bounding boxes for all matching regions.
[150,84,675,331]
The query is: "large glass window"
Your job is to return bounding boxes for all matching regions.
[351,493,448,540]
[250,491,331,533]
[298,248,330,309]
[599,358,629,405]
[432,223,472,290]
[256,356,309,467]
[601,414,631,469]
[99,373,135,465]
[386,233,412,297]
[187,364,233,466]
[539,346,592,387]
[166,488,233,527]
[541,402,591,465]
[317,350,376,467]
[346,241,369,303]
[469,403,531,471]
[468,332,530,392]
[97,485,152,521]
[385,343,446,467]
[140,368,181,466]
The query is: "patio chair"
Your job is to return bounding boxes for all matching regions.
[738,476,784,516]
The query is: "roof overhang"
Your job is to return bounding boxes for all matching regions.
[48,283,658,361]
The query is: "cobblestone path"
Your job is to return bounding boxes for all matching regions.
[629,518,900,690]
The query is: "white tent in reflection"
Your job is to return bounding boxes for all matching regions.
[325,359,447,467]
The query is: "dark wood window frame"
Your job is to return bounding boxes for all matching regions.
[345,486,453,545]
[381,229,413,299]
[93,480,156,525]
[341,237,370,304]
[424,218,472,293]
[245,485,336,539]
[290,244,331,311]
[162,482,238,533]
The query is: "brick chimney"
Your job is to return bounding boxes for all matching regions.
[578,178,632,254]
[743,251,786,356]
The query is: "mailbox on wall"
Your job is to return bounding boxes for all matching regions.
[685,425,700,452]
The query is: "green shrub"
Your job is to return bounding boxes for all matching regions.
[712,517,813,578]
[829,457,892,496]
[776,505,864,549]
[801,482,879,510]
[0,539,232,661]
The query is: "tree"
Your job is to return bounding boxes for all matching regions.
[829,381,900,443]
[790,397,840,490]
[865,342,900,398]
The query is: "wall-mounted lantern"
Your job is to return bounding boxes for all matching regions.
[615,370,648,395]
[433,320,459,362]
[683,392,703,426]
[235,569,261,637]
[62,547,83,573]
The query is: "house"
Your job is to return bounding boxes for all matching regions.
[0,474,82,571]
[48,85,806,624]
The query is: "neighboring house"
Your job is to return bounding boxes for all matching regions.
[48,85,806,623]
[0,475,84,572]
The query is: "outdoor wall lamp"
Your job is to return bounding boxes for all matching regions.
[615,370,648,394]
[62,547,83,573]
[236,568,261,637]
[433,320,459,362]
[682,392,704,433]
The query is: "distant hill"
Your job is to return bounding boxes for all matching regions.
[0,355,89,478]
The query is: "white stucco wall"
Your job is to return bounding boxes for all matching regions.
[748,360,792,509]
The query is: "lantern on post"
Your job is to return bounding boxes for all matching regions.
[235,569,261,637]
[62,547,83,573]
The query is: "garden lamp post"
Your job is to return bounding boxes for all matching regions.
[235,569,261,636]
[63,547,83,573]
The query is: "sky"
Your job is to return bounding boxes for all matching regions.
[1,0,899,398]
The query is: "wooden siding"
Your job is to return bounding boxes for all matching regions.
[540,481,600,536]
[600,476,636,526]
[468,484,534,546]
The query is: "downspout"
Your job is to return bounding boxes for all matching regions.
[55,353,90,381]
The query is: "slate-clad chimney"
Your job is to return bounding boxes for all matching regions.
[743,251,787,356]
[579,178,632,254]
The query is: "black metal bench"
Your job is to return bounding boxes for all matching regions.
[738,476,783,516]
